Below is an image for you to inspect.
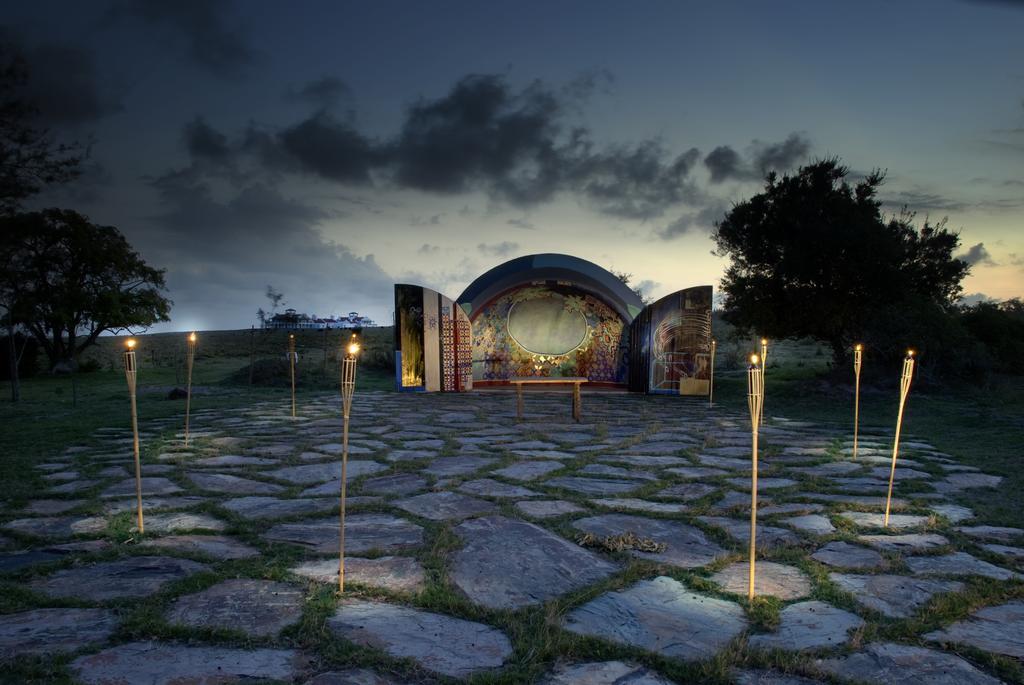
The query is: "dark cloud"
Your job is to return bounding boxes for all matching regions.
[507,218,534,229]
[417,244,440,255]
[165,73,811,231]
[958,242,997,267]
[1,32,122,125]
[390,75,565,203]
[567,142,702,219]
[753,134,812,175]
[882,189,968,212]
[657,201,731,240]
[478,241,519,257]
[183,117,231,162]
[285,76,353,111]
[704,133,811,183]
[276,112,380,184]
[704,146,744,183]
[109,0,257,79]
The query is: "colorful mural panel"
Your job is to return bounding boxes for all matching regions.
[470,284,629,383]
[393,284,472,392]
[628,286,713,395]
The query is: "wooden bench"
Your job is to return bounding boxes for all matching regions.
[508,377,588,422]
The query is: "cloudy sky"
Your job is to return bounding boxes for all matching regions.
[7,0,1024,332]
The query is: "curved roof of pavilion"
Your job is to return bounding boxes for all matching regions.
[457,253,645,322]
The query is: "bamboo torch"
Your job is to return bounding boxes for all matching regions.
[884,350,915,527]
[708,338,717,408]
[338,332,360,592]
[184,332,197,447]
[747,353,764,600]
[289,333,296,418]
[123,339,144,534]
[852,343,862,460]
[759,338,768,426]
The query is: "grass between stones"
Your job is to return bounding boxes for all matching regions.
[1,359,1023,683]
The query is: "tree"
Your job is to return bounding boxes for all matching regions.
[713,158,969,365]
[610,269,653,305]
[1,209,172,370]
[0,42,83,215]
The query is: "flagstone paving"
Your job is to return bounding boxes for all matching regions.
[166,579,304,637]
[327,599,512,678]
[451,515,618,609]
[3,389,1021,682]
[563,576,747,660]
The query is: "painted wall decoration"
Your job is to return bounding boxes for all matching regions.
[397,254,711,394]
[628,286,713,395]
[393,284,472,392]
[469,284,629,383]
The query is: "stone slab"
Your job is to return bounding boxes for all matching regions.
[0,608,119,658]
[748,600,864,651]
[492,461,565,481]
[458,478,541,498]
[30,556,208,601]
[221,496,335,519]
[422,456,497,477]
[540,660,675,684]
[924,601,1024,658]
[711,562,811,600]
[360,474,427,495]
[830,573,964,618]
[818,642,1003,685]
[70,641,309,684]
[563,576,746,661]
[394,491,497,521]
[783,514,836,535]
[166,579,304,637]
[514,500,586,518]
[811,541,886,570]
[268,461,386,484]
[858,533,949,553]
[291,556,425,592]
[573,514,727,568]
[186,472,285,495]
[544,477,643,496]
[328,599,512,678]
[263,514,422,554]
[100,477,182,498]
[451,516,618,610]
[905,552,1020,580]
[138,534,259,559]
[698,516,800,549]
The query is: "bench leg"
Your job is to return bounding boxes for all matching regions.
[516,384,524,420]
[572,383,581,422]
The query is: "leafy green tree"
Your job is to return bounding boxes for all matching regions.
[713,158,969,365]
[1,209,172,371]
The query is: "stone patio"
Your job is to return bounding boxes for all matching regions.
[2,389,1019,682]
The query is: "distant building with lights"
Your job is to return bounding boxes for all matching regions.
[264,309,376,330]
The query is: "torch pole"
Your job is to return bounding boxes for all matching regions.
[759,338,768,426]
[184,333,197,447]
[123,342,144,534]
[852,344,862,460]
[708,339,717,409]
[339,335,360,592]
[747,355,764,600]
[884,351,915,527]
[289,334,296,418]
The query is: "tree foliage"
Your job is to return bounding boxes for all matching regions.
[0,209,172,369]
[0,43,83,215]
[713,159,969,364]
